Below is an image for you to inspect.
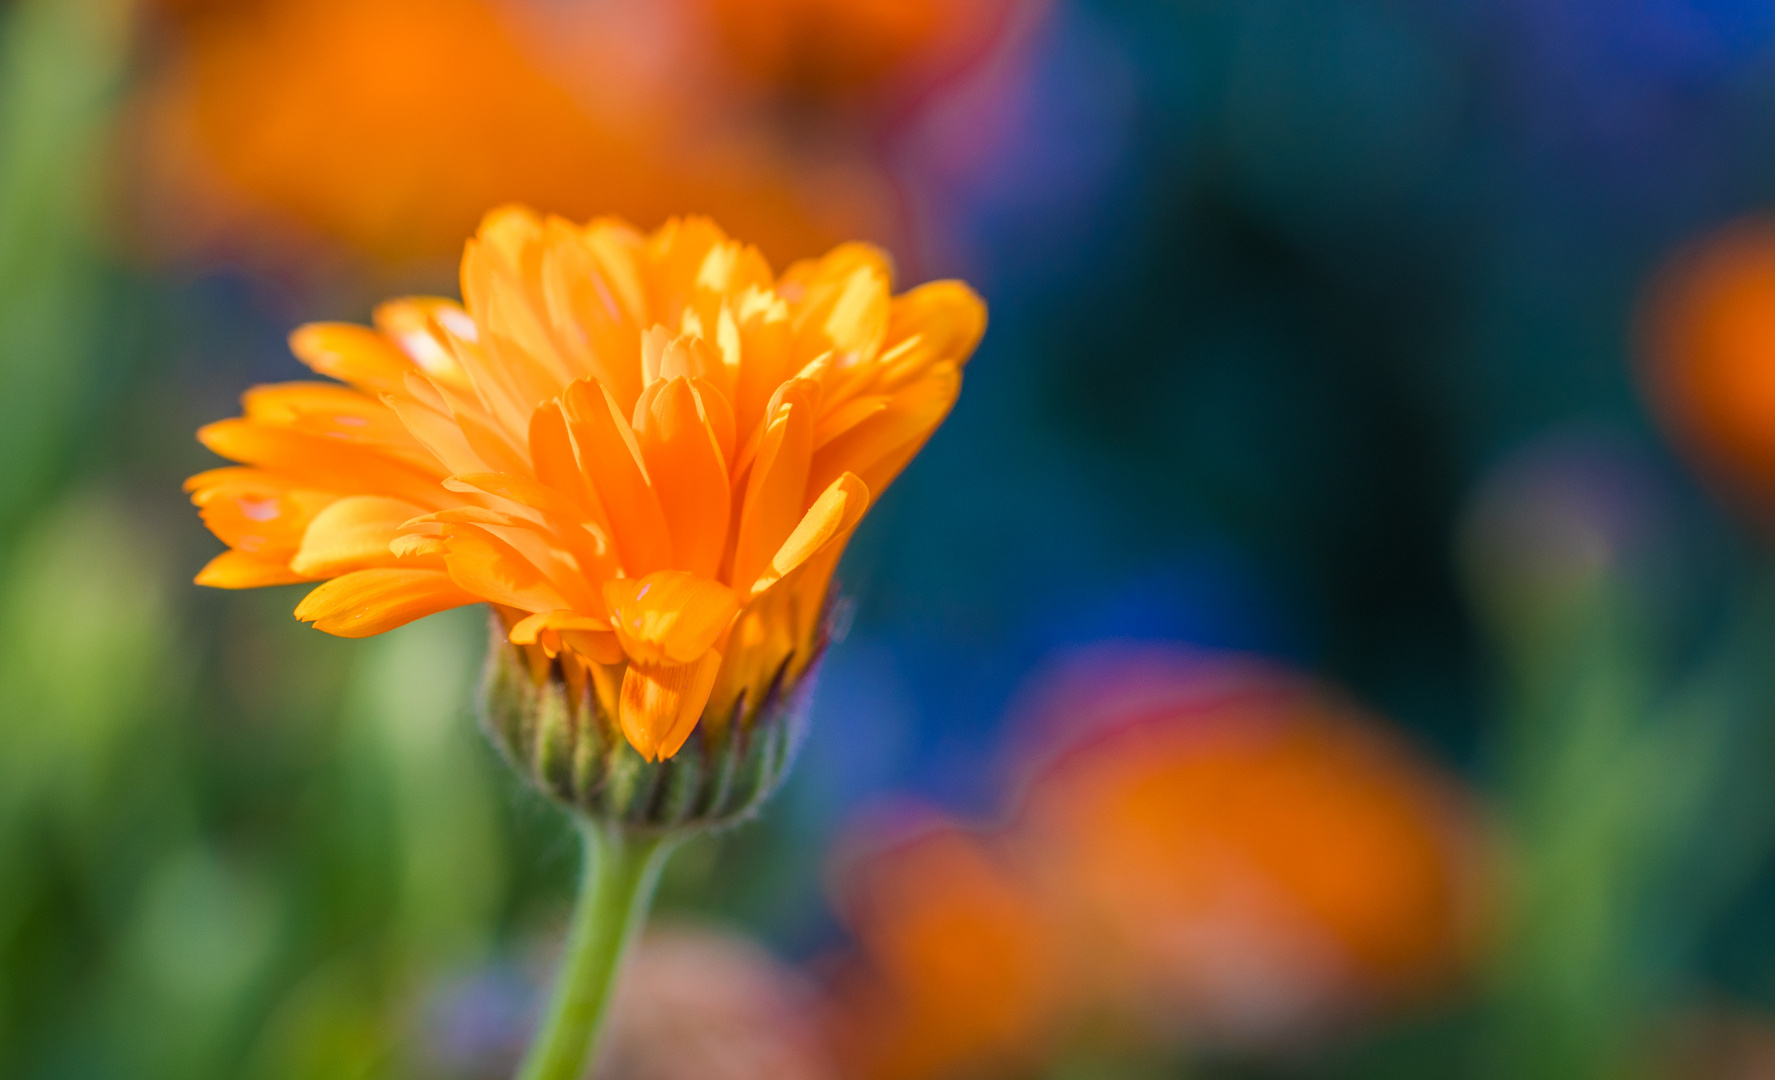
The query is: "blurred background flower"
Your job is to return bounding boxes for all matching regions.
[817,648,1486,1079]
[10,0,1775,1076]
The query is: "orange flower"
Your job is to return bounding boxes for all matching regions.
[699,0,1023,106]
[1010,649,1486,1045]
[130,0,897,266]
[824,817,1065,1080]
[187,208,984,761]
[1641,218,1775,512]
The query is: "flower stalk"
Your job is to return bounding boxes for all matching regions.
[517,823,677,1080]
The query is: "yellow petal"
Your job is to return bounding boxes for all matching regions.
[294,568,478,638]
[440,525,574,613]
[372,298,474,389]
[538,220,644,410]
[882,280,987,386]
[751,472,870,596]
[290,495,428,577]
[731,387,814,595]
[289,323,415,396]
[186,467,337,559]
[806,365,959,501]
[619,650,724,762]
[196,550,311,588]
[604,570,740,665]
[197,419,448,510]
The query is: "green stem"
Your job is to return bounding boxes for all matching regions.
[516,823,674,1080]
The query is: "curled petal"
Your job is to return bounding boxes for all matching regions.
[605,570,740,666]
[291,495,427,577]
[441,525,575,613]
[751,472,870,597]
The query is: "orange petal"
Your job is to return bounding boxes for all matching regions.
[290,495,428,577]
[510,608,608,642]
[560,629,624,665]
[618,650,724,762]
[732,289,794,448]
[198,419,448,510]
[195,549,311,588]
[186,467,338,559]
[444,472,583,524]
[289,323,415,396]
[294,568,479,638]
[881,280,987,387]
[442,471,622,591]
[241,381,442,474]
[461,208,573,423]
[530,399,605,524]
[688,376,737,472]
[373,298,474,389]
[562,378,673,577]
[441,525,575,614]
[635,377,731,579]
[604,570,740,665]
[538,220,645,410]
[751,473,870,597]
[731,388,814,594]
[806,366,960,501]
[782,243,893,367]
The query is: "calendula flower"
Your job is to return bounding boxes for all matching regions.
[187,208,984,772]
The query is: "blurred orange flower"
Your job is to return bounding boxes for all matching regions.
[820,647,1487,1077]
[129,0,900,267]
[1008,647,1487,1047]
[824,817,1065,1080]
[186,208,984,760]
[698,0,1024,109]
[1641,218,1775,511]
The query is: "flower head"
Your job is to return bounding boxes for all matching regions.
[188,209,984,772]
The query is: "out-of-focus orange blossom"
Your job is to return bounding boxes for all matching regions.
[127,0,902,268]
[1012,673,1484,1045]
[819,647,1489,1076]
[698,0,1023,110]
[1641,218,1775,511]
[823,817,1065,1080]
